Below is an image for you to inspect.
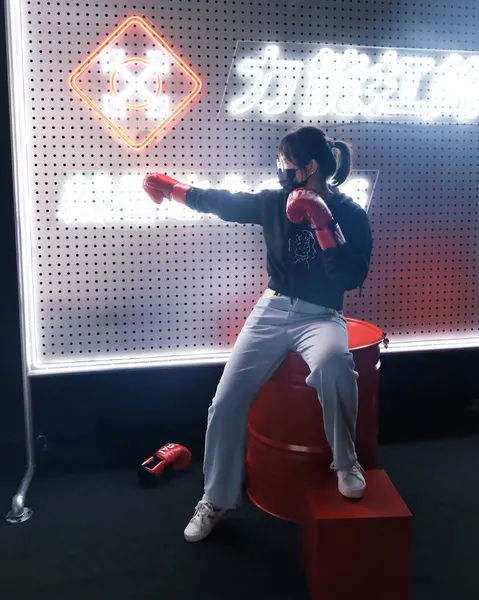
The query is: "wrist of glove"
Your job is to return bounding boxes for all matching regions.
[311,219,346,250]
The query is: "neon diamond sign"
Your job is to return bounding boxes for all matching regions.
[68,15,202,150]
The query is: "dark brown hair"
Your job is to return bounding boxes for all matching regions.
[278,126,352,187]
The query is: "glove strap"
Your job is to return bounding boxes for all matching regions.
[170,182,190,205]
[312,220,346,246]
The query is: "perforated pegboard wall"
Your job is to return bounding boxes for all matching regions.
[5,0,479,373]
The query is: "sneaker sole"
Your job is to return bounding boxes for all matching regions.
[339,486,365,500]
[184,528,214,543]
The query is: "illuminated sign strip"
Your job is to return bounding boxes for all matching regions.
[219,42,479,124]
[27,335,479,377]
[55,170,379,226]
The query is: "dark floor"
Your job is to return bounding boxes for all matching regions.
[1,436,479,600]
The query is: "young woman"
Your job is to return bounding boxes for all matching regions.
[143,126,373,543]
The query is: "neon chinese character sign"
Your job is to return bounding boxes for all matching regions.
[69,15,202,150]
[220,42,479,124]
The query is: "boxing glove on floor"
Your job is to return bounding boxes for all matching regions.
[139,443,192,484]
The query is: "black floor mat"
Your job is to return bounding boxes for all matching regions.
[1,436,478,600]
[0,464,306,600]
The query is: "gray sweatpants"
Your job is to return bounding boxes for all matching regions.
[203,289,359,510]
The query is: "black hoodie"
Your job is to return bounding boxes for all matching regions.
[186,187,373,310]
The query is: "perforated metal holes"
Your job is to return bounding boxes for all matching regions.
[8,0,479,371]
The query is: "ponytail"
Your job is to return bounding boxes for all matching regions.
[328,140,352,187]
[278,127,353,188]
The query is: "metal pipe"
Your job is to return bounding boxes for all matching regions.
[5,376,35,524]
[7,467,35,523]
[4,1,36,525]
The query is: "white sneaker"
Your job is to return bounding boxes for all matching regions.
[336,463,366,499]
[184,497,226,543]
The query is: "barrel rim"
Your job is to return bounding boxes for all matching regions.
[345,317,385,350]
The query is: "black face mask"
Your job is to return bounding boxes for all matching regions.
[277,168,307,193]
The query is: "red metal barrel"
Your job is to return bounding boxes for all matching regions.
[246,318,385,522]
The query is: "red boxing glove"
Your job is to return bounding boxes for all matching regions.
[286,188,346,250]
[139,443,192,484]
[143,173,192,205]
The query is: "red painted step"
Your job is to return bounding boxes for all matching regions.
[302,470,412,600]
